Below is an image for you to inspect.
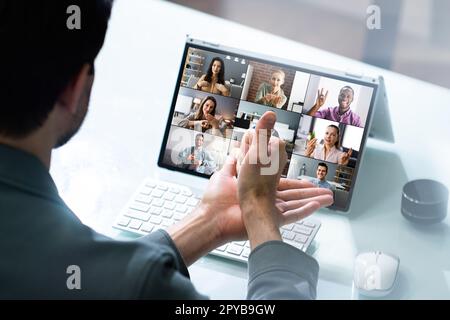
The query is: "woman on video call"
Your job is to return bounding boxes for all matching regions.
[194,57,230,96]
[255,70,287,109]
[178,96,225,136]
[304,124,352,165]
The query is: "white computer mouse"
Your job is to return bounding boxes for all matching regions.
[353,251,400,297]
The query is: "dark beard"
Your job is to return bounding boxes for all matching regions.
[55,81,92,148]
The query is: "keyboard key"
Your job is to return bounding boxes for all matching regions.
[129,219,142,230]
[150,207,162,215]
[234,241,246,246]
[135,194,152,204]
[216,244,228,252]
[163,192,176,201]
[161,219,171,228]
[175,195,187,204]
[244,241,250,248]
[282,230,295,240]
[181,189,193,197]
[175,204,187,213]
[186,198,199,207]
[151,189,164,198]
[242,248,251,258]
[140,186,152,195]
[161,210,174,218]
[294,234,308,244]
[163,201,176,210]
[130,202,151,213]
[303,220,316,228]
[293,225,312,236]
[227,244,244,256]
[152,199,164,207]
[125,210,150,221]
[157,184,168,191]
[281,223,294,231]
[117,217,130,227]
[141,223,154,233]
[169,187,180,194]
[150,216,162,225]
[145,181,157,188]
[174,213,184,221]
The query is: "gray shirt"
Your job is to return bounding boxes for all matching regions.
[0,144,319,299]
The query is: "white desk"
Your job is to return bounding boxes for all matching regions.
[50,0,450,299]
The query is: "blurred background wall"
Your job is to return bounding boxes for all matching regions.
[168,0,450,89]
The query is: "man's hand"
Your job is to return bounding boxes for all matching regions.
[167,111,333,265]
[307,88,328,116]
[315,88,328,108]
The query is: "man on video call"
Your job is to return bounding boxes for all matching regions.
[178,133,216,174]
[0,0,333,299]
[311,163,335,191]
[307,86,362,127]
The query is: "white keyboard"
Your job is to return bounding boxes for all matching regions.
[113,178,321,263]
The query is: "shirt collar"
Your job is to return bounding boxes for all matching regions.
[334,106,352,117]
[0,144,60,202]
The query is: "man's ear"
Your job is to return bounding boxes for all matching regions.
[56,64,91,114]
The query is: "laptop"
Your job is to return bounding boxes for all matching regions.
[114,37,383,262]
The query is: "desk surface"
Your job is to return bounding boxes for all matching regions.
[50,0,450,299]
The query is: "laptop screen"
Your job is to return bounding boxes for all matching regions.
[158,38,378,211]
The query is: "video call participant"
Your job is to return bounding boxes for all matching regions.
[255,70,287,109]
[177,133,216,174]
[311,162,335,191]
[194,57,230,96]
[304,125,352,165]
[307,86,362,127]
[178,96,226,136]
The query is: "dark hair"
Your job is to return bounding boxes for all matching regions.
[0,0,113,137]
[194,96,217,120]
[204,57,225,84]
[327,125,341,148]
[195,133,204,139]
[340,86,354,96]
[317,162,328,173]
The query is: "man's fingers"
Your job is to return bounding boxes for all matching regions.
[221,155,237,177]
[282,194,334,211]
[278,178,315,190]
[254,111,276,148]
[277,187,333,201]
[280,201,321,225]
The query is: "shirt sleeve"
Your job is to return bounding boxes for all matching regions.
[314,107,330,119]
[178,113,195,128]
[135,230,209,299]
[247,241,319,300]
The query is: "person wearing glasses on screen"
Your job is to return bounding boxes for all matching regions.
[304,125,352,165]
[255,70,287,109]
[307,86,362,127]
[194,57,230,96]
